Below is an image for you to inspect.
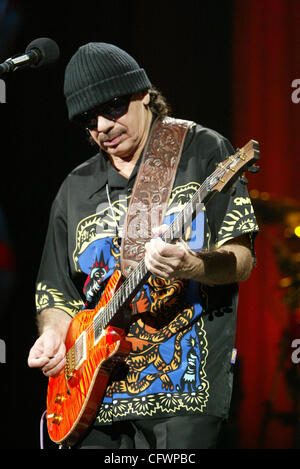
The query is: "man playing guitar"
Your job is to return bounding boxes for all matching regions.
[28,42,258,449]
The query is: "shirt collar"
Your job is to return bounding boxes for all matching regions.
[85,150,109,199]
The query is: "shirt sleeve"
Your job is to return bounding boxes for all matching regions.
[35,195,85,318]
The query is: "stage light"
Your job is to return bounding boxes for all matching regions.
[294,226,300,238]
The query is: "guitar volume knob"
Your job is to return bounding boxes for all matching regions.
[52,413,63,425]
[47,412,63,425]
[55,393,66,405]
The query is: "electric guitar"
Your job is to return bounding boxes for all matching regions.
[46,139,260,446]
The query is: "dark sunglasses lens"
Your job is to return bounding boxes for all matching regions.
[103,101,129,120]
[81,95,131,130]
[86,116,98,130]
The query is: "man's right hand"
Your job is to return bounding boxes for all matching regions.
[27,329,66,377]
[27,308,71,377]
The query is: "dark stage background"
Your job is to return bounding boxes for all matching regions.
[0,0,299,449]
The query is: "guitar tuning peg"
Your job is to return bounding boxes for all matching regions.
[248,165,260,173]
[240,175,248,185]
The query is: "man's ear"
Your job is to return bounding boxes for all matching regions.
[142,91,150,106]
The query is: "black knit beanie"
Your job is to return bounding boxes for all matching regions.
[64,42,152,120]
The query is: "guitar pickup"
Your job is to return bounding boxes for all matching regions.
[93,308,105,346]
[74,331,87,370]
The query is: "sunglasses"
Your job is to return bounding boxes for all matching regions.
[76,94,132,130]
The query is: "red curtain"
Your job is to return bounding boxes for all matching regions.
[232,0,300,448]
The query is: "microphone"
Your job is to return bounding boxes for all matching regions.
[0,37,60,77]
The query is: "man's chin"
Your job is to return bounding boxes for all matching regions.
[105,143,135,160]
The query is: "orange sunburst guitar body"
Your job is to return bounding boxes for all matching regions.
[45,140,260,447]
[46,269,132,447]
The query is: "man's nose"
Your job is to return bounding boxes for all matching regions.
[96,114,114,133]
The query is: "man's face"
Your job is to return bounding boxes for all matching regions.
[89,92,151,161]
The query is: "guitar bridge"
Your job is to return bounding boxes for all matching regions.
[65,331,87,380]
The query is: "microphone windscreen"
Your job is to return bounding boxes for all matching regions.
[25,37,60,68]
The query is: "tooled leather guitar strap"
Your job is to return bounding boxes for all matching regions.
[121,116,192,277]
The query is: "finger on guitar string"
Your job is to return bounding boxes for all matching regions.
[145,237,185,278]
[151,224,169,237]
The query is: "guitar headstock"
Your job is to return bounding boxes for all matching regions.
[209,139,260,193]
